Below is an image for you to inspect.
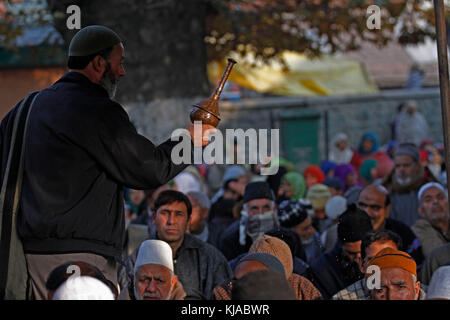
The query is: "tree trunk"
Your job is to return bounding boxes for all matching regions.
[48,0,211,103]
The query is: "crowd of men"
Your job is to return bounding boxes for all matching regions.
[2,25,450,301]
[109,128,450,301]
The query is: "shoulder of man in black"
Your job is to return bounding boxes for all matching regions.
[385,217,417,248]
[308,243,345,299]
[218,219,252,261]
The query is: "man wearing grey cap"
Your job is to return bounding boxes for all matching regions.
[0,25,213,299]
[381,143,438,227]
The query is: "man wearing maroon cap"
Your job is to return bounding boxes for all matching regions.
[367,247,425,300]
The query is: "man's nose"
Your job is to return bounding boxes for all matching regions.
[167,212,175,224]
[146,280,156,292]
[119,65,126,77]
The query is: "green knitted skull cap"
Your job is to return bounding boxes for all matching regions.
[68,25,122,57]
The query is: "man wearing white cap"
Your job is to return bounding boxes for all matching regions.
[119,190,232,300]
[426,264,450,300]
[133,240,179,300]
[52,276,115,300]
[412,182,450,258]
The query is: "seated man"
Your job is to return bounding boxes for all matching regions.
[277,199,324,264]
[333,229,402,300]
[186,191,223,249]
[356,184,423,266]
[133,240,183,300]
[119,190,232,300]
[412,182,450,259]
[366,247,426,300]
[213,238,321,301]
[231,269,296,300]
[46,261,118,300]
[308,204,373,299]
[52,276,115,300]
[306,184,333,234]
[219,181,279,261]
[420,242,450,285]
[426,265,450,300]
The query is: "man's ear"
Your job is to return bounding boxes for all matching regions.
[172,275,178,290]
[415,281,421,300]
[91,55,106,73]
[151,211,157,223]
[417,205,425,218]
[385,204,391,218]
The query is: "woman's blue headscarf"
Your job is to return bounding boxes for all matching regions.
[358,132,379,155]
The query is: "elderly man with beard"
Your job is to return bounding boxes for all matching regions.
[0,25,214,300]
[412,182,450,258]
[382,143,438,227]
[219,182,280,261]
[308,204,373,299]
[133,240,180,300]
[277,199,324,264]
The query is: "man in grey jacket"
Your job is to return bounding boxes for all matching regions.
[119,190,232,300]
[412,182,450,259]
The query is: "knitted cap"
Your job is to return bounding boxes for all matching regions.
[394,143,420,162]
[231,269,296,300]
[367,247,417,278]
[69,25,122,57]
[337,204,373,243]
[306,184,331,210]
[277,200,308,228]
[243,181,275,204]
[249,235,293,278]
[238,252,286,278]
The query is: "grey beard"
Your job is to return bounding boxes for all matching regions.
[396,176,412,186]
[301,235,314,245]
[134,284,172,300]
[99,68,118,99]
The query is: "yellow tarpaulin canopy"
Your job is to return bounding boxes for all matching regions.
[207,51,379,96]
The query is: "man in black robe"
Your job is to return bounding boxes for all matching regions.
[0,25,213,299]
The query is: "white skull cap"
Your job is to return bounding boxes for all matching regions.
[418,182,446,202]
[52,276,114,300]
[135,239,174,273]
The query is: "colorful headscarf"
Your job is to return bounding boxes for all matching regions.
[304,165,326,184]
[358,132,380,155]
[359,158,379,182]
[320,161,337,176]
[333,164,357,191]
[282,172,306,201]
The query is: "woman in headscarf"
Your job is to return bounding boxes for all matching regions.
[333,164,360,192]
[359,158,379,186]
[277,172,306,203]
[320,161,337,178]
[350,132,393,175]
[329,133,354,164]
[303,165,326,189]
